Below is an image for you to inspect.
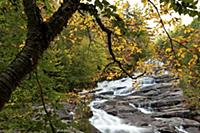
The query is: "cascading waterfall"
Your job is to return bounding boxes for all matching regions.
[129,103,154,114]
[88,69,190,133]
[89,100,151,133]
[89,76,155,133]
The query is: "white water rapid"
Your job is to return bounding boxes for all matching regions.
[175,126,190,133]
[129,103,153,114]
[89,100,151,133]
[87,60,193,133]
[89,76,156,133]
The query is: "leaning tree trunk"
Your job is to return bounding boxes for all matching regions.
[0,0,79,110]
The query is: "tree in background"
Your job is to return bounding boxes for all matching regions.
[155,18,200,109]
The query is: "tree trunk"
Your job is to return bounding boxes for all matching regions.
[0,0,79,110]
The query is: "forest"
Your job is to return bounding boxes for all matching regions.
[0,0,199,132]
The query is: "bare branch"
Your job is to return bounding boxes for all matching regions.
[102,61,115,72]
[148,0,175,54]
[79,3,143,79]
[86,26,93,45]
[35,71,56,133]
[132,71,146,79]
[148,1,196,59]
[99,22,134,78]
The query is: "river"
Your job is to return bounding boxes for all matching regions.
[87,74,199,133]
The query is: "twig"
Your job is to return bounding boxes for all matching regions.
[172,39,194,52]
[99,61,115,78]
[148,1,197,61]
[79,3,145,79]
[102,61,115,73]
[148,0,175,55]
[86,26,92,45]
[132,71,146,79]
[95,17,134,78]
[35,71,56,133]
[25,125,33,133]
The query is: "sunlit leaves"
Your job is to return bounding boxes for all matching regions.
[188,55,198,67]
[165,47,172,53]
[160,0,200,17]
[142,0,148,6]
[155,18,200,109]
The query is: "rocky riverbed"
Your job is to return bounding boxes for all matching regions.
[30,72,200,133]
[87,74,200,133]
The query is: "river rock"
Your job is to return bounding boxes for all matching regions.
[88,73,200,133]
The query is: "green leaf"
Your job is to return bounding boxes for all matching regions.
[44,0,52,13]
[95,0,103,9]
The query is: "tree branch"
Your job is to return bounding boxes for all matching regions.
[0,1,79,109]
[97,20,134,78]
[35,71,56,133]
[148,0,175,54]
[102,61,115,73]
[45,1,80,42]
[23,0,43,28]
[79,3,141,79]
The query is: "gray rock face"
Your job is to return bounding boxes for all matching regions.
[89,74,200,133]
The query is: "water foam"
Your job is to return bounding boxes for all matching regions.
[89,100,152,133]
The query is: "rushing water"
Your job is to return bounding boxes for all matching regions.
[89,100,152,133]
[88,74,190,133]
[86,60,192,133]
[89,76,155,133]
[129,103,153,114]
[95,77,134,97]
[175,126,189,133]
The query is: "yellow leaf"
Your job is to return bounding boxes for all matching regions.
[115,27,121,35]
[142,0,148,6]
[165,48,172,52]
[19,44,25,48]
[122,2,129,9]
